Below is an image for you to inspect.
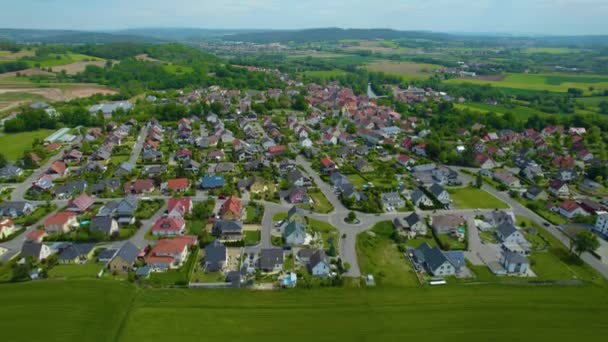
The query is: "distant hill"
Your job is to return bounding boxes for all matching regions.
[0,28,163,44]
[221,28,450,43]
[113,28,263,42]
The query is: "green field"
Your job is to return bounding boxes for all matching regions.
[23,53,103,68]
[357,221,419,287]
[446,73,608,94]
[2,277,608,341]
[300,69,349,78]
[363,60,442,80]
[448,187,508,209]
[0,129,54,160]
[454,102,565,120]
[522,47,583,54]
[48,262,104,279]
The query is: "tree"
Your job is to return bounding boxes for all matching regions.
[347,211,357,223]
[572,231,600,257]
[475,172,483,189]
[0,153,7,169]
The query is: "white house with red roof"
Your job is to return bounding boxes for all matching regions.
[67,193,95,213]
[151,217,186,236]
[167,198,193,218]
[146,235,197,271]
[44,212,78,234]
[559,201,587,219]
[0,219,16,239]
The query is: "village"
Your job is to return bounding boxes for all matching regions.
[0,79,607,288]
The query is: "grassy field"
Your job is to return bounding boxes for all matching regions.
[364,60,442,80]
[357,221,420,287]
[300,190,334,213]
[23,53,103,68]
[300,69,349,78]
[446,73,608,94]
[1,278,608,341]
[0,129,54,160]
[48,262,104,279]
[522,47,583,54]
[454,101,566,120]
[448,187,508,209]
[0,280,135,342]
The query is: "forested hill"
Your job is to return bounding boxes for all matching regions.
[222,28,450,43]
[0,28,163,44]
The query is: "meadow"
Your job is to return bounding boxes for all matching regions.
[1,279,608,341]
[0,129,54,160]
[448,187,509,209]
[363,59,442,80]
[446,73,608,94]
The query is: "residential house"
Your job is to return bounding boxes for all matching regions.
[167,198,193,218]
[559,201,587,219]
[212,220,243,241]
[414,243,460,276]
[204,240,227,272]
[152,217,186,236]
[25,229,46,243]
[259,248,284,273]
[167,178,190,193]
[284,220,307,245]
[124,179,155,195]
[353,158,374,173]
[66,193,95,213]
[595,212,608,236]
[493,170,521,188]
[115,162,134,178]
[220,196,242,220]
[20,242,52,261]
[525,185,548,201]
[500,251,529,275]
[200,175,225,190]
[428,183,450,206]
[396,154,414,167]
[382,192,405,210]
[57,243,96,264]
[403,213,427,236]
[430,214,466,235]
[475,154,497,169]
[549,179,570,198]
[308,250,331,277]
[0,164,23,180]
[0,219,16,239]
[411,188,434,208]
[496,224,526,245]
[90,216,119,236]
[320,157,337,174]
[44,212,78,234]
[109,242,140,274]
[286,186,308,204]
[146,236,197,271]
[0,201,35,218]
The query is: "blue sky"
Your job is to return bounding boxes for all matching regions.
[1,0,607,35]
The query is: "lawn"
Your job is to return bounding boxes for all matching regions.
[516,216,607,286]
[301,190,334,214]
[363,60,442,80]
[356,221,420,287]
[272,212,287,222]
[135,199,164,220]
[244,204,264,224]
[448,187,508,209]
[307,218,339,253]
[446,72,608,94]
[0,129,54,160]
[0,280,135,342]
[244,230,261,246]
[48,262,104,279]
[2,280,608,341]
[147,247,199,286]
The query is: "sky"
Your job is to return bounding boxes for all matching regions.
[1,0,607,35]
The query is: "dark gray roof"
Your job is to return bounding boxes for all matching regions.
[114,242,140,264]
[20,242,44,258]
[405,213,422,227]
[503,250,528,264]
[411,188,429,204]
[309,249,328,268]
[429,183,446,197]
[57,243,95,261]
[98,248,118,261]
[205,240,227,264]
[90,216,115,234]
[213,220,243,233]
[414,243,450,272]
[260,248,284,270]
[526,185,544,196]
[496,223,518,239]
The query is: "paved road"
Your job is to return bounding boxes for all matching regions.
[11,138,82,202]
[128,126,148,165]
[0,207,60,262]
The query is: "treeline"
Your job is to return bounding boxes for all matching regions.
[0,60,29,73]
[3,109,57,133]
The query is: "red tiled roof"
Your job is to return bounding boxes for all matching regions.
[44,211,76,226]
[559,201,580,212]
[26,229,46,242]
[49,161,66,175]
[220,195,241,218]
[149,235,197,255]
[168,178,189,191]
[152,217,185,233]
[167,198,192,214]
[320,157,334,168]
[68,193,95,211]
